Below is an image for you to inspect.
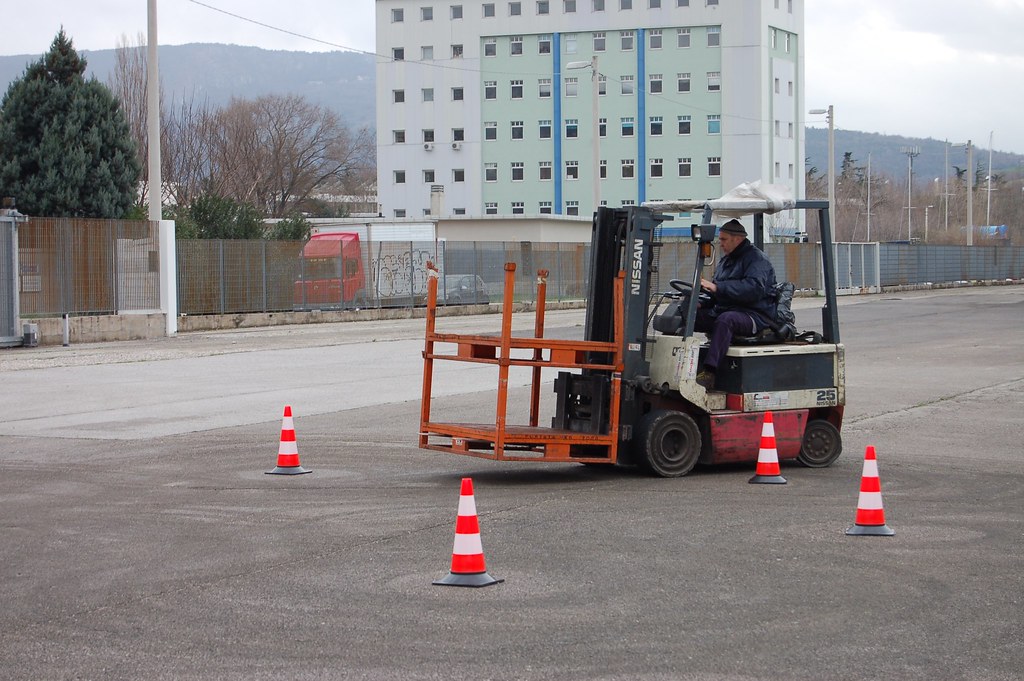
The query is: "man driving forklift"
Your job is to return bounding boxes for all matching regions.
[694,219,778,389]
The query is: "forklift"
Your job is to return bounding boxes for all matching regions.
[418,197,844,477]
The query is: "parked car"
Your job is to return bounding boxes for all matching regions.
[439,274,490,305]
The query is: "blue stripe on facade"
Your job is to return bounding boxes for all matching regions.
[553,33,563,215]
[637,28,647,205]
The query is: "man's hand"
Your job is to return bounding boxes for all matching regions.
[700,278,717,293]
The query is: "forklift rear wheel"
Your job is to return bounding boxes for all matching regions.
[797,420,843,467]
[638,410,702,477]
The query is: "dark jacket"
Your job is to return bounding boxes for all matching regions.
[709,239,777,328]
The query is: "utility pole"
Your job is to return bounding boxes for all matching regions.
[986,131,994,228]
[147,0,162,221]
[966,140,974,246]
[900,146,920,241]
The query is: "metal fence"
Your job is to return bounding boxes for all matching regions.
[8,217,1024,319]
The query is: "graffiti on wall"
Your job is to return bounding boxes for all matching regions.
[369,244,434,300]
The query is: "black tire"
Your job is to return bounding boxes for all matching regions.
[797,419,843,467]
[637,410,702,477]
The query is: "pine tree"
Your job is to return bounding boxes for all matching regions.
[0,30,141,218]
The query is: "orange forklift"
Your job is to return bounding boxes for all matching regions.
[419,198,844,477]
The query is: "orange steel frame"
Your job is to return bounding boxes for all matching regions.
[419,262,626,464]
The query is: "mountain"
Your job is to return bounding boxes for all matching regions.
[0,44,376,131]
[3,43,1022,183]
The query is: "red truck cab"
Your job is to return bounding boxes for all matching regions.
[294,232,365,307]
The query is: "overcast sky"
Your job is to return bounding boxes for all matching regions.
[4,0,1023,154]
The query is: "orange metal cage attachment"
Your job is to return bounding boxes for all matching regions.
[419,262,626,464]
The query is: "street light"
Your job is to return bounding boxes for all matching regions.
[925,204,934,242]
[900,146,920,241]
[567,56,600,216]
[809,106,834,236]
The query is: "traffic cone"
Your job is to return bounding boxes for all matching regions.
[749,411,787,484]
[846,446,894,536]
[265,405,312,475]
[433,477,503,588]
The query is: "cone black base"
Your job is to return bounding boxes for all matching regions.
[846,524,894,536]
[433,571,504,588]
[265,465,312,475]
[749,474,787,484]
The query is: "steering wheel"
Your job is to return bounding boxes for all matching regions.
[668,279,693,294]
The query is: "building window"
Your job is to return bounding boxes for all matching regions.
[452,44,464,58]
[423,129,435,143]
[451,5,464,19]
[485,81,497,99]
[566,200,580,216]
[566,119,579,138]
[774,77,780,94]
[393,130,405,143]
[707,114,721,134]
[393,89,405,103]
[421,7,433,20]
[394,170,406,183]
[598,75,607,95]
[452,87,464,101]
[565,33,578,53]
[774,161,781,178]
[650,116,663,135]
[621,159,635,179]
[485,163,498,182]
[454,168,465,182]
[678,157,691,177]
[539,34,552,53]
[423,169,435,183]
[788,80,794,96]
[566,161,579,180]
[484,39,497,57]
[677,28,690,48]
[538,0,550,14]
[539,79,552,98]
[394,209,407,218]
[483,3,496,17]
[620,0,632,8]
[593,0,605,10]
[422,88,434,102]
[649,74,663,94]
[511,80,524,98]
[485,202,498,215]
[650,29,662,49]
[788,122,794,138]
[774,120,780,136]
[706,0,718,5]
[421,46,434,60]
[707,71,721,91]
[539,161,553,180]
[621,117,634,136]
[510,1,522,15]
[708,156,721,176]
[392,47,405,61]
[453,208,466,215]
[620,30,634,51]
[565,77,579,97]
[785,33,791,53]
[600,160,607,178]
[650,158,663,178]
[511,120,524,139]
[650,0,661,6]
[593,32,606,52]
[788,162,794,179]
[512,162,525,181]
[620,75,634,95]
[599,117,607,137]
[539,120,553,139]
[453,128,465,141]
[391,8,404,22]
[565,0,577,12]
[539,201,553,214]
[511,36,523,56]
[485,121,498,140]
[707,26,720,47]
[511,201,525,214]
[677,72,690,92]
[677,0,689,5]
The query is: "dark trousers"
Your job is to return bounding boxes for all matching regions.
[694,309,758,371]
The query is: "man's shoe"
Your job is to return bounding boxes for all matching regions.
[696,369,716,389]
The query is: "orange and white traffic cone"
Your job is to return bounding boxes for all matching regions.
[749,410,787,484]
[265,405,312,475]
[433,477,503,588]
[846,445,894,536]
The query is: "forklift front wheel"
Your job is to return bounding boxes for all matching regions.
[638,410,702,477]
[797,420,843,467]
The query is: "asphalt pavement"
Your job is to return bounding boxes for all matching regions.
[1,286,1022,680]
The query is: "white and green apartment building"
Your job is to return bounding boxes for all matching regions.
[375,0,805,223]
